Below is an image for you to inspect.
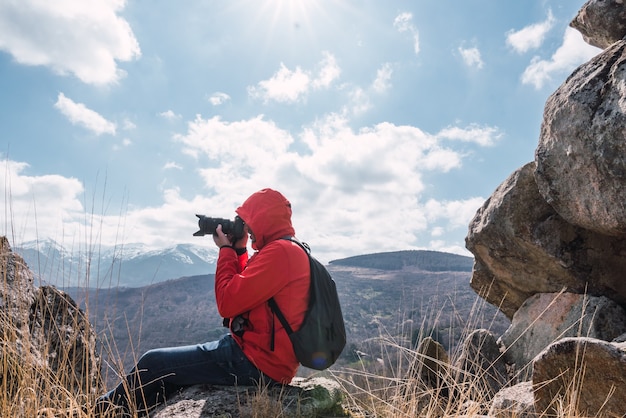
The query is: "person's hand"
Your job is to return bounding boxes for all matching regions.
[212,224,233,248]
[233,224,249,250]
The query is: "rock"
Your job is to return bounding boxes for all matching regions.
[30,285,102,394]
[533,337,626,417]
[452,329,508,402]
[409,336,449,393]
[0,236,36,333]
[536,40,626,236]
[150,377,345,418]
[499,293,626,379]
[465,1,626,415]
[466,162,626,319]
[571,0,626,49]
[489,381,535,418]
[0,237,102,400]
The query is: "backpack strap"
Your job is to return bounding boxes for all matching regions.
[268,236,310,351]
[268,298,294,335]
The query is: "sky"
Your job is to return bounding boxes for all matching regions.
[0,0,600,265]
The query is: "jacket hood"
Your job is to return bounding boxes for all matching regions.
[236,188,295,250]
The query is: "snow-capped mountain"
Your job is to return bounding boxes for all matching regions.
[15,239,218,288]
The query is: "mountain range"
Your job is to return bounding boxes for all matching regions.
[16,239,218,288]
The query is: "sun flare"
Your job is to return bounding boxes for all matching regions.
[260,0,322,32]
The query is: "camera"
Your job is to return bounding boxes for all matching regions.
[193,215,245,240]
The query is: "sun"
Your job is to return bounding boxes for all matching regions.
[260,0,323,32]
[230,0,349,61]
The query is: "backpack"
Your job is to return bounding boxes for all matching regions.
[268,238,347,370]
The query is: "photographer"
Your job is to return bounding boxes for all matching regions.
[96,188,310,416]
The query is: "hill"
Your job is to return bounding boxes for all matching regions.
[330,249,474,271]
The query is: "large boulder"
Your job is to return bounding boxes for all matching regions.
[536,40,626,236]
[30,285,102,394]
[466,162,626,319]
[499,293,626,378]
[533,337,626,416]
[0,237,102,401]
[570,0,626,50]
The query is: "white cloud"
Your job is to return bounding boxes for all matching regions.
[506,10,555,54]
[437,124,501,146]
[208,92,231,106]
[163,161,183,170]
[249,63,311,104]
[425,197,485,229]
[0,0,140,85]
[346,87,372,116]
[159,110,182,121]
[54,93,116,135]
[248,52,340,104]
[342,64,393,116]
[173,115,294,174]
[3,116,494,262]
[312,51,341,89]
[122,118,136,130]
[394,12,420,55]
[372,63,393,93]
[459,46,484,69]
[112,138,132,151]
[0,159,85,244]
[169,114,491,261]
[521,27,600,89]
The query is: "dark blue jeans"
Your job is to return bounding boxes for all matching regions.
[101,334,272,413]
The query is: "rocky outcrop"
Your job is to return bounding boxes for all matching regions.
[150,377,344,418]
[466,162,604,319]
[466,161,626,320]
[461,0,626,414]
[1,237,102,398]
[570,0,626,49]
[536,39,626,237]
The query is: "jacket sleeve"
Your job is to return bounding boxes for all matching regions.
[215,241,294,319]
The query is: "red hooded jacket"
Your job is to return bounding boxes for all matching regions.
[214,189,310,383]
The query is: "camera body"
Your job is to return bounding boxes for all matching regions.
[193,215,245,240]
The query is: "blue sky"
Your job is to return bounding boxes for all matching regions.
[0,0,600,264]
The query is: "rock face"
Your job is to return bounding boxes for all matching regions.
[466,162,626,320]
[536,40,626,236]
[462,0,626,414]
[570,0,626,49]
[0,237,102,399]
